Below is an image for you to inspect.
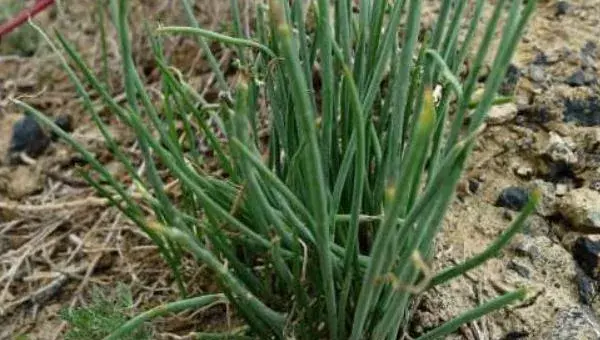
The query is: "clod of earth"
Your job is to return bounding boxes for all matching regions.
[0,165,43,199]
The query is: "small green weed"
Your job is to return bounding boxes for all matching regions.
[60,283,151,340]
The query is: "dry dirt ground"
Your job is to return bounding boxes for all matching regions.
[0,0,599,339]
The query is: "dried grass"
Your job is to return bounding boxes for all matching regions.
[0,0,239,338]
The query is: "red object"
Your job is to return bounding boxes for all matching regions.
[0,0,55,39]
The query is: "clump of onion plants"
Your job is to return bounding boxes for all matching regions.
[17,0,538,339]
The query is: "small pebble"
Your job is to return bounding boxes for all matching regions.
[555,1,570,16]
[528,65,546,83]
[566,69,586,87]
[496,186,529,211]
[8,114,51,161]
[582,41,597,58]
[555,183,568,196]
[590,180,600,192]
[499,64,520,95]
[545,132,577,165]
[516,166,534,178]
[51,115,74,141]
[468,179,481,194]
[566,69,596,87]
[533,52,548,65]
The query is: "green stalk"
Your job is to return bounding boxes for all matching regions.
[430,189,540,287]
[105,294,227,340]
[156,26,275,58]
[179,0,228,91]
[268,2,336,338]
[443,0,507,152]
[416,289,527,340]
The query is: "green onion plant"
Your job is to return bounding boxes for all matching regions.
[17,0,538,338]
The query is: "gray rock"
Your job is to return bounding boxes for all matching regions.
[514,236,542,261]
[487,102,518,125]
[547,306,600,340]
[566,69,597,87]
[529,180,557,217]
[528,64,546,83]
[544,132,578,165]
[557,188,600,233]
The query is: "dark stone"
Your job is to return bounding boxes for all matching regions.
[495,186,529,211]
[566,69,586,87]
[555,1,570,16]
[582,41,598,58]
[507,259,532,279]
[499,64,520,95]
[576,266,597,305]
[590,180,600,192]
[8,114,51,160]
[533,52,548,65]
[566,69,596,87]
[573,237,600,279]
[502,330,530,340]
[543,160,580,185]
[468,178,481,194]
[517,105,552,124]
[563,96,600,126]
[51,115,74,141]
